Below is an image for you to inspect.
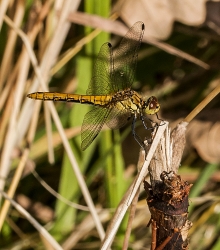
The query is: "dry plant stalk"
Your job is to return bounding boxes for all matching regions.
[101,121,194,250]
[101,121,168,250]
[145,121,193,249]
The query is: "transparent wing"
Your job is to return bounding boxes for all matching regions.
[81,22,145,150]
[86,43,114,95]
[106,107,131,129]
[112,21,145,91]
[81,105,132,150]
[81,106,111,150]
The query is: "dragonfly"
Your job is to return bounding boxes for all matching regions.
[27,21,161,151]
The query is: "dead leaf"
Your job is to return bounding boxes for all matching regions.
[120,0,207,39]
[16,194,54,222]
[186,120,220,163]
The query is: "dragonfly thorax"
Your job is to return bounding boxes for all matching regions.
[109,89,143,113]
[109,90,160,117]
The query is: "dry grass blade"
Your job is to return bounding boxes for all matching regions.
[67,12,209,69]
[62,211,111,249]
[122,187,140,250]
[0,12,40,196]
[0,0,10,30]
[29,127,81,160]
[31,169,90,211]
[17,0,81,144]
[0,0,24,91]
[184,81,220,123]
[51,13,118,75]
[1,0,105,241]
[0,0,53,194]
[0,101,41,231]
[142,36,210,70]
[0,191,63,250]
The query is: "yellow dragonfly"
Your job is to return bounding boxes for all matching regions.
[27,21,160,150]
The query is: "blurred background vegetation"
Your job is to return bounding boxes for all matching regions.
[0,0,220,249]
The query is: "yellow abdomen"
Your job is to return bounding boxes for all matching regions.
[27,92,112,106]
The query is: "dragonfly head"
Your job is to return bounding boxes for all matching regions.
[144,96,160,115]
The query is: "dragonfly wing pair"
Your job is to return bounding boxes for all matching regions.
[81,21,145,150]
[26,22,159,151]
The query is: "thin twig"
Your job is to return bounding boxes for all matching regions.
[184,81,220,123]
[31,169,90,211]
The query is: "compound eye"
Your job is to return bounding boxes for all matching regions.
[145,96,160,115]
[149,96,158,110]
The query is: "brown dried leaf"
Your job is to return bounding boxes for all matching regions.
[171,121,188,172]
[16,194,54,222]
[120,0,207,39]
[186,120,220,163]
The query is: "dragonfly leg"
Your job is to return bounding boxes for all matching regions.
[140,115,157,130]
[132,114,146,150]
[156,113,166,126]
[141,113,165,130]
[140,115,162,146]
